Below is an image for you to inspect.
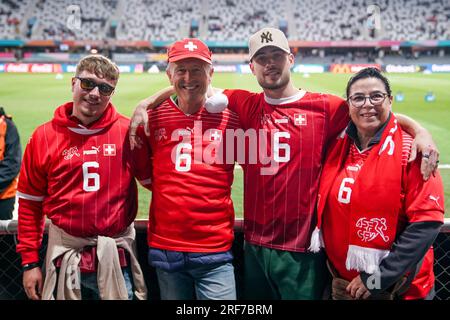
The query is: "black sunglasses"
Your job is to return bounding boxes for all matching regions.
[75,76,115,96]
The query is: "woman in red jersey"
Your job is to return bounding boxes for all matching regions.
[309,67,444,300]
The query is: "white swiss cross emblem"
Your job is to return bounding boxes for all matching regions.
[209,129,222,142]
[294,114,307,126]
[103,144,116,156]
[184,41,198,51]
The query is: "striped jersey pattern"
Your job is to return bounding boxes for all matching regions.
[223,89,350,252]
[140,98,241,252]
[17,103,137,264]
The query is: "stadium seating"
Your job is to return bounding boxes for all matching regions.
[0,0,118,41]
[28,0,117,40]
[0,0,29,40]
[0,0,448,41]
[291,0,450,41]
[116,0,202,41]
[205,0,285,41]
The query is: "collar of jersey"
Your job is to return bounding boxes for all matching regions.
[67,126,105,135]
[169,94,204,116]
[264,90,306,105]
[53,102,118,135]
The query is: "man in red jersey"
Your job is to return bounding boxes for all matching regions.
[209,28,351,299]
[132,39,240,299]
[129,28,439,300]
[17,55,147,300]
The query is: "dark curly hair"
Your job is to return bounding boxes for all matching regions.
[346,67,392,99]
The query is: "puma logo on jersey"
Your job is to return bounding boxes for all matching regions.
[178,129,191,136]
[83,146,101,155]
[274,116,289,124]
[347,164,362,172]
[429,195,442,210]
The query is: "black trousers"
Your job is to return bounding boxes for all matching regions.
[0,197,15,220]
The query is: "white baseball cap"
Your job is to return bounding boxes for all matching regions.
[248,27,290,60]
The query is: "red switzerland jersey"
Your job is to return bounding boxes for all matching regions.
[223,89,349,252]
[136,97,241,252]
[17,102,138,264]
[322,133,444,299]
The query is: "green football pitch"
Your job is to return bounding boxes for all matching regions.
[1,72,449,218]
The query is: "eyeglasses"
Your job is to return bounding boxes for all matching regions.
[75,76,115,96]
[348,92,389,108]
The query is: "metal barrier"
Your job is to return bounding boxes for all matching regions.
[434,220,450,300]
[1,218,449,300]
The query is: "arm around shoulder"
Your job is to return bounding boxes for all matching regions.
[395,113,439,180]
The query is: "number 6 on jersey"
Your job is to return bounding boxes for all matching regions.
[175,142,192,172]
[82,161,100,192]
[338,177,354,204]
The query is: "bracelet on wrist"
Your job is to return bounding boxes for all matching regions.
[22,262,39,272]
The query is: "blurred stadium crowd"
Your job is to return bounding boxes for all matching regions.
[0,0,449,66]
[1,0,449,41]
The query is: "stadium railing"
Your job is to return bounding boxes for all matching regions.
[1,218,449,300]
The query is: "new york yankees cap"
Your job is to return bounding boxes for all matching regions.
[248,27,290,60]
[167,38,212,64]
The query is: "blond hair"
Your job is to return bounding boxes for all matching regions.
[76,54,119,81]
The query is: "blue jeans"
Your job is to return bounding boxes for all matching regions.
[80,267,134,300]
[156,262,236,300]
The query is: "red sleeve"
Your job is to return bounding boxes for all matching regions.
[325,94,350,146]
[130,125,152,191]
[17,198,46,264]
[404,158,445,223]
[222,89,259,129]
[16,130,47,265]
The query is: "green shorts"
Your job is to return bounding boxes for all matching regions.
[243,242,330,300]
